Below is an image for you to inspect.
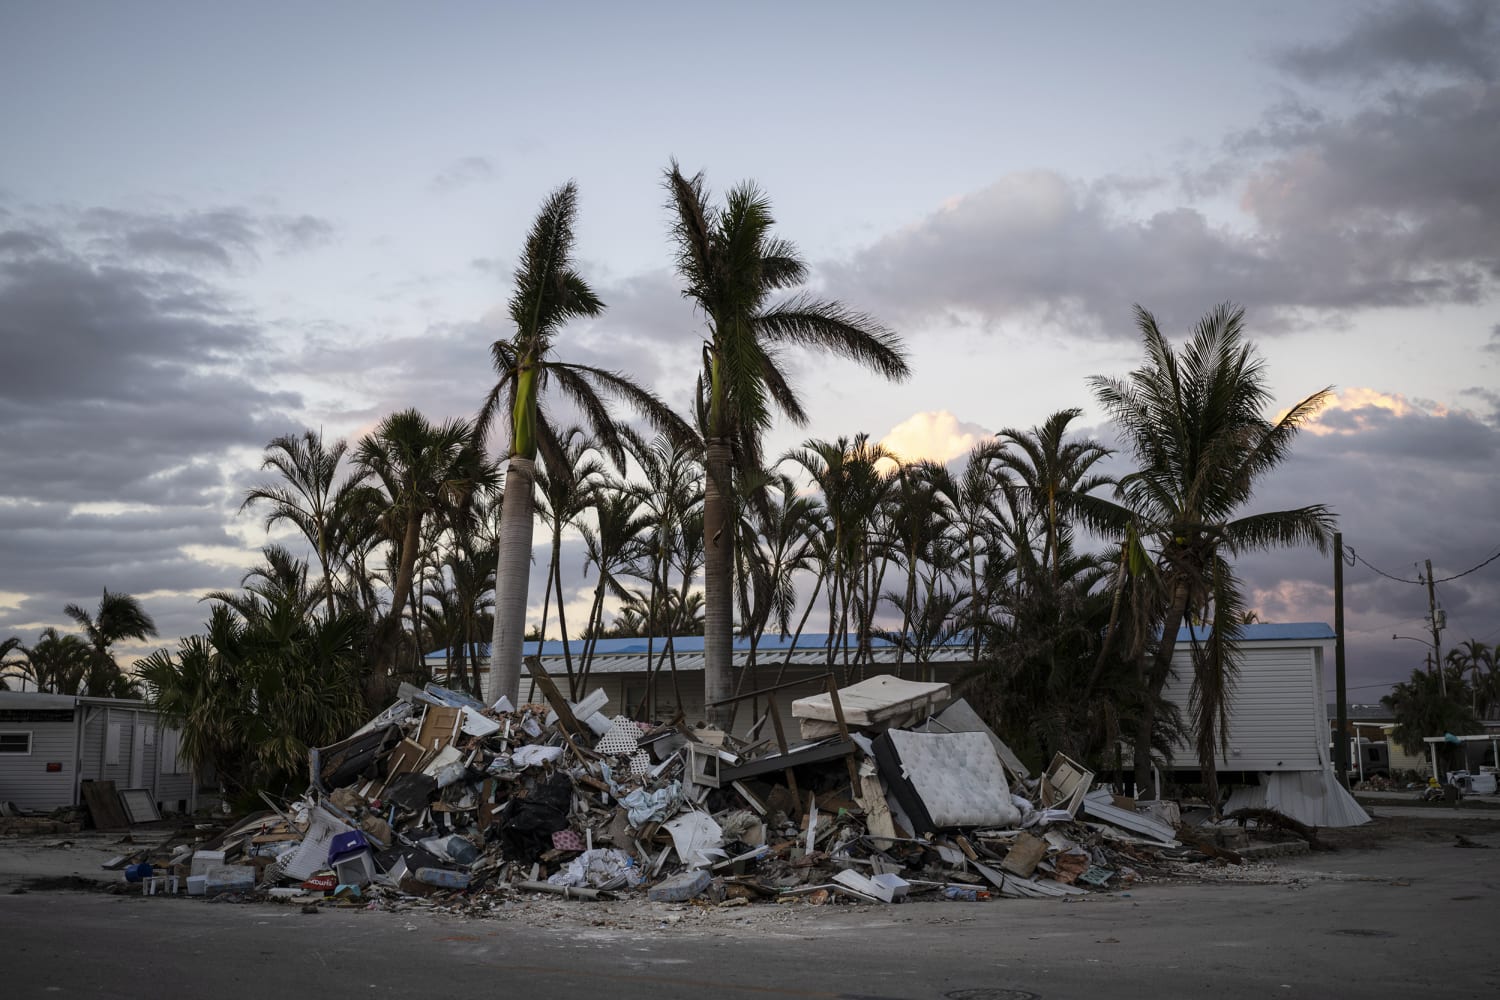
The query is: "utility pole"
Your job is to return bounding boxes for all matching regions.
[1424,558,1446,697]
[1333,533,1349,786]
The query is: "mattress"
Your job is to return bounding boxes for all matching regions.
[873,729,1021,832]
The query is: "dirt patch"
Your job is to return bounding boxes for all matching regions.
[1317,815,1500,852]
[12,875,119,894]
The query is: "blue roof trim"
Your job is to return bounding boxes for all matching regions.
[1173,621,1334,642]
[426,622,1333,662]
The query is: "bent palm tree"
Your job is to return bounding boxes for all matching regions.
[479,182,695,707]
[1087,304,1334,805]
[63,589,157,697]
[667,163,910,724]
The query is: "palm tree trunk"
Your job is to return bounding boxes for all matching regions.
[703,437,735,728]
[1133,579,1191,797]
[487,455,537,706]
[551,534,576,698]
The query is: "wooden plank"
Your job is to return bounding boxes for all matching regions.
[525,656,586,741]
[80,780,130,830]
[765,693,799,822]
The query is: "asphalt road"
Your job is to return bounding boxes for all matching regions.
[5,834,1498,1000]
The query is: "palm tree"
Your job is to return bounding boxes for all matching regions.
[1087,304,1335,804]
[355,409,496,688]
[534,426,607,695]
[665,164,910,724]
[1446,640,1497,717]
[577,481,651,692]
[62,589,157,698]
[1382,665,1479,767]
[241,430,364,617]
[782,434,896,678]
[478,182,694,708]
[994,409,1114,590]
[934,441,1007,665]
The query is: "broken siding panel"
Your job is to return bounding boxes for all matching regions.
[1161,643,1326,771]
[0,717,79,811]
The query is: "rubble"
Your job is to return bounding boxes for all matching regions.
[103,665,1310,913]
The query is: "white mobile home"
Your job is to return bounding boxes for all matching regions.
[1158,621,1368,825]
[0,691,200,815]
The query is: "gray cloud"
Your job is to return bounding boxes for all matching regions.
[74,206,336,270]
[825,7,1500,337]
[1275,0,1498,84]
[0,213,306,653]
[429,156,498,195]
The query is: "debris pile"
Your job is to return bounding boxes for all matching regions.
[116,664,1248,908]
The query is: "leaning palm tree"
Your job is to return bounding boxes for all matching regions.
[478,182,695,707]
[63,589,157,697]
[1086,304,1335,805]
[667,164,911,723]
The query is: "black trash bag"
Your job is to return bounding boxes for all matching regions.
[497,772,573,863]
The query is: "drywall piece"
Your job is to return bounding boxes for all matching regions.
[999,831,1047,878]
[662,811,724,869]
[1040,752,1094,817]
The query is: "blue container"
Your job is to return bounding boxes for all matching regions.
[415,867,470,890]
[124,863,153,883]
[327,830,370,865]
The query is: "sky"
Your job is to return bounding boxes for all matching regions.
[1,0,1497,704]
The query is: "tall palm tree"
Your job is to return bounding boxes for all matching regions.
[241,430,364,618]
[1087,304,1335,804]
[934,441,1007,665]
[478,182,694,708]
[666,164,910,724]
[355,409,496,687]
[63,589,157,698]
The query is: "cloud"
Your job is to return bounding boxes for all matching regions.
[1223,387,1500,694]
[825,5,1500,336]
[880,410,991,465]
[429,156,498,194]
[1274,0,1498,84]
[0,214,307,656]
[71,206,335,269]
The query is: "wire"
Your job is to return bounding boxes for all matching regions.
[1347,545,1500,585]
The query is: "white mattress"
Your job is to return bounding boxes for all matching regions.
[882,730,1021,829]
[792,674,950,726]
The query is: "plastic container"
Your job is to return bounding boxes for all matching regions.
[186,875,207,896]
[415,867,470,890]
[124,863,153,883]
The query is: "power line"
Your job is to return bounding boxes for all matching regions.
[1346,545,1500,585]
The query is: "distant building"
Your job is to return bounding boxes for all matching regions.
[0,691,201,814]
